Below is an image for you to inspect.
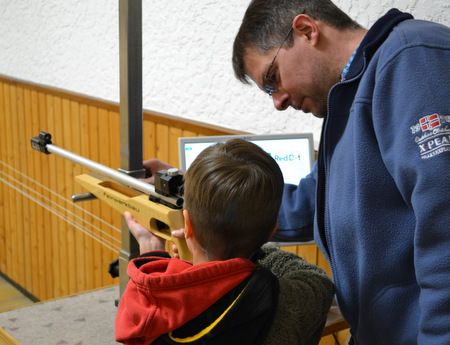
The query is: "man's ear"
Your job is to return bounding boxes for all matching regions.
[183,209,194,239]
[292,14,319,46]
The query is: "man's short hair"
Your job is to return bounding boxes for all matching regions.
[184,138,284,260]
[233,0,361,84]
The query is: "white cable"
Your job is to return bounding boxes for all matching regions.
[0,172,121,253]
[0,169,121,246]
[0,176,120,253]
[0,160,121,233]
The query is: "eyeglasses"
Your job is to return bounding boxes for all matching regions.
[263,27,294,98]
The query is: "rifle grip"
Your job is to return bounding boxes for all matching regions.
[148,219,191,261]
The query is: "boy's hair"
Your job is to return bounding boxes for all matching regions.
[232,0,361,84]
[184,138,284,261]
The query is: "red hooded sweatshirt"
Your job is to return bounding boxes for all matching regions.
[115,251,255,345]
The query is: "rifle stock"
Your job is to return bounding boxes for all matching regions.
[75,173,191,261]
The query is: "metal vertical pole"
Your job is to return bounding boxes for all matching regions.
[118,0,145,298]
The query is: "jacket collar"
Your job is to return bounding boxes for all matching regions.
[345,8,414,81]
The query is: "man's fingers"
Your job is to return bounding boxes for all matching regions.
[171,229,186,239]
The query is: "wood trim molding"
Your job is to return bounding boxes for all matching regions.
[0,74,246,136]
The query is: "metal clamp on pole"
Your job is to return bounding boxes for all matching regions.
[30,131,52,154]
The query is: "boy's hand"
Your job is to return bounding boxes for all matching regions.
[170,229,186,259]
[124,211,166,254]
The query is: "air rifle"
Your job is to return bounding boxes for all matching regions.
[30,131,192,261]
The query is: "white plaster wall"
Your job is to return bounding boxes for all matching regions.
[1,0,449,147]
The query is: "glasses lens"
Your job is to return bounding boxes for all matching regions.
[263,76,278,93]
[263,26,294,97]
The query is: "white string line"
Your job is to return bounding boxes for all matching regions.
[0,172,121,247]
[0,169,121,247]
[0,165,123,252]
[0,175,121,253]
[0,160,121,233]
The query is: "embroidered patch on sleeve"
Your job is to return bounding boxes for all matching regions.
[410,114,450,159]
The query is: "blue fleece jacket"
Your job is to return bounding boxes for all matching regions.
[276,9,450,345]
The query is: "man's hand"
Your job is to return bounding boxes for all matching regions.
[141,158,183,185]
[124,211,166,254]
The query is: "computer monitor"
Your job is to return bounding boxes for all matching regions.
[178,133,314,186]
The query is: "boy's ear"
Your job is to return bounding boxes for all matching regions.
[183,209,194,239]
[292,14,319,46]
[266,219,279,243]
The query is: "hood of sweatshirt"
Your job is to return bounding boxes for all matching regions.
[115,253,255,344]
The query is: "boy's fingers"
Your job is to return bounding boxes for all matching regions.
[171,244,180,259]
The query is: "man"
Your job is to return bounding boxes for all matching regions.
[232,0,450,344]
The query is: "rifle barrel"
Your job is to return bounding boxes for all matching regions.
[46,144,182,208]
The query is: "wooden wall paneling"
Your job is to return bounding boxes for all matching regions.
[66,97,83,295]
[169,127,182,168]
[4,83,14,280]
[0,82,6,272]
[80,103,95,292]
[14,86,28,291]
[155,124,170,164]
[5,84,15,282]
[46,94,61,298]
[61,98,74,295]
[279,245,296,255]
[33,91,45,299]
[97,108,110,287]
[87,105,102,289]
[76,126,91,293]
[6,84,20,285]
[53,95,70,297]
[43,94,54,298]
[57,95,71,297]
[23,87,36,296]
[297,245,319,266]
[0,82,7,275]
[181,129,198,138]
[0,82,8,275]
[38,91,53,300]
[69,100,87,293]
[281,244,319,266]
[142,110,245,138]
[22,87,35,295]
[29,88,46,299]
[143,119,156,160]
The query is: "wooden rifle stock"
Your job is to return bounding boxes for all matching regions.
[75,173,191,261]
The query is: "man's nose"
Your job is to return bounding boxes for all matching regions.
[272,90,290,111]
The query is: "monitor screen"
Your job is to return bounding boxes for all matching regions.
[179,133,314,185]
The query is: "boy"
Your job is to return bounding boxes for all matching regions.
[115,139,334,345]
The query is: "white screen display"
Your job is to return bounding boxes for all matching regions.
[182,137,312,185]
